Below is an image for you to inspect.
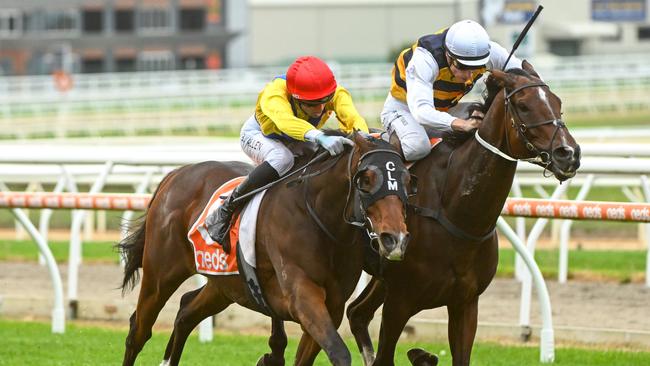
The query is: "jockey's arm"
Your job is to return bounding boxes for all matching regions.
[405,47,459,133]
[260,91,320,141]
[331,86,370,133]
[489,42,543,81]
[488,41,523,71]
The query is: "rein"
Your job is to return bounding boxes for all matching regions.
[231,150,331,204]
[410,79,566,242]
[413,78,565,241]
[299,145,406,244]
[300,148,355,244]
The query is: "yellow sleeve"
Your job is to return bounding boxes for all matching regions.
[258,81,319,141]
[331,86,369,133]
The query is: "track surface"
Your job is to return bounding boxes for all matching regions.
[1,261,649,348]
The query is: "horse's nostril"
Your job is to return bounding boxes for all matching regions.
[552,146,574,161]
[380,232,397,248]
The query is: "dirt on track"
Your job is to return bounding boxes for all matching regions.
[1,260,650,349]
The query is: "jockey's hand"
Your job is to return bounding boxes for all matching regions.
[470,110,485,120]
[314,132,354,155]
[451,118,481,133]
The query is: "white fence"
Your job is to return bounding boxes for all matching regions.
[2,138,650,363]
[3,190,650,363]
[1,53,650,138]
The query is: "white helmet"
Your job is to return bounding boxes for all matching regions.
[444,20,491,67]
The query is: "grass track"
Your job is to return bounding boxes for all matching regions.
[1,319,649,366]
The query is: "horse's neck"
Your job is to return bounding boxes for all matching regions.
[434,93,517,234]
[306,158,356,239]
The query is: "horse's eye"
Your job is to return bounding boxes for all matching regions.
[517,103,530,113]
[356,175,372,193]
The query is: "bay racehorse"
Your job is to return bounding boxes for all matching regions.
[345,67,581,366]
[118,132,413,366]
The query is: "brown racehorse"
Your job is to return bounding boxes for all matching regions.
[118,132,413,366]
[345,68,581,366]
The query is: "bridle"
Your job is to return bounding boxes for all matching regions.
[290,139,410,244]
[343,147,410,242]
[475,81,567,169]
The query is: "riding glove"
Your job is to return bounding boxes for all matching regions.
[309,131,353,155]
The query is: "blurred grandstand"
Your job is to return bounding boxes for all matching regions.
[0,0,649,139]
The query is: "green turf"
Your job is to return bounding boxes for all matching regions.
[1,319,648,365]
[497,248,646,283]
[0,240,120,264]
[0,239,645,283]
[567,111,650,128]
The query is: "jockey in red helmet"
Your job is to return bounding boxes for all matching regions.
[206,56,369,244]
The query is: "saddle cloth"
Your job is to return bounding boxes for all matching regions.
[187,177,266,275]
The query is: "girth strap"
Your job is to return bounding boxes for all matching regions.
[408,204,495,242]
[235,239,277,317]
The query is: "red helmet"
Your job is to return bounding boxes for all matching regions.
[286,56,337,102]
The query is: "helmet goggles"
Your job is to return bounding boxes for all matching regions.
[296,92,334,106]
[448,54,486,71]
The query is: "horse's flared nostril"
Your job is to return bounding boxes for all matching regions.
[379,232,397,251]
[552,146,574,162]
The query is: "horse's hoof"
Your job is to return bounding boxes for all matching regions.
[407,348,439,366]
[256,354,284,366]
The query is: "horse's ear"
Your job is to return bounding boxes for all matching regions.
[351,130,367,148]
[522,60,541,79]
[388,132,405,160]
[489,69,516,90]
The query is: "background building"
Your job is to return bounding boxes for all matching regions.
[0,0,248,75]
[1,0,648,74]
[248,0,650,65]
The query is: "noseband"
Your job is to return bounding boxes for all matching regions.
[475,81,567,167]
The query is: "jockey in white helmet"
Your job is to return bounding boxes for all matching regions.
[384,19,538,162]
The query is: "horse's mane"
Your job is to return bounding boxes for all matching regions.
[290,129,396,168]
[321,129,348,137]
[323,128,395,150]
[442,68,534,147]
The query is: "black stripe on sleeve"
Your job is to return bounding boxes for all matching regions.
[434,98,457,109]
[433,79,467,92]
[393,62,406,90]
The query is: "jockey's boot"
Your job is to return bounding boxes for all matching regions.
[206,161,280,244]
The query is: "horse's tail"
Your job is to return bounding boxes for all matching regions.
[117,215,147,295]
[117,168,178,295]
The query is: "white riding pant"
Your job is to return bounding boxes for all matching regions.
[381,96,436,162]
[381,95,468,161]
[240,115,294,176]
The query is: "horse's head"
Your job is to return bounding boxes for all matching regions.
[349,132,412,261]
[487,69,581,181]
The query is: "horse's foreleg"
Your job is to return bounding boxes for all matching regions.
[447,298,478,366]
[164,280,233,366]
[346,277,386,366]
[123,272,188,366]
[256,318,287,366]
[373,292,415,366]
[294,292,346,366]
[293,333,320,366]
[288,277,350,366]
